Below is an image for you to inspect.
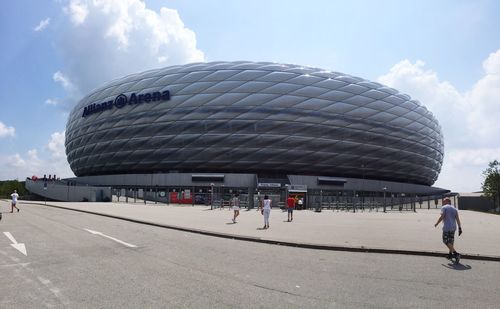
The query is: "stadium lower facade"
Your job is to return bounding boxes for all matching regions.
[31,61,451,206]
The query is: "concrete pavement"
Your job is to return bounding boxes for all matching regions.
[4,200,500,261]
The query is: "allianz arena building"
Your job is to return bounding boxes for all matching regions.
[57,61,449,207]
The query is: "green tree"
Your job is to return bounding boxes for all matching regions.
[0,180,28,198]
[482,160,500,211]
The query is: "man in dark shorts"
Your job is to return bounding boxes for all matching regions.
[286,195,295,222]
[434,197,462,260]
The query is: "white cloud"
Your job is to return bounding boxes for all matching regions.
[378,51,500,192]
[51,71,80,110]
[53,71,75,93]
[55,0,204,106]
[44,131,74,178]
[0,121,15,137]
[0,132,74,180]
[3,151,40,179]
[34,17,51,32]
[465,50,500,142]
[447,148,500,168]
[482,50,500,74]
[45,98,59,106]
[64,0,88,25]
[378,59,467,146]
[47,131,66,158]
[7,153,26,168]
[27,149,42,162]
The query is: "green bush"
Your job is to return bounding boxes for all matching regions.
[0,180,28,199]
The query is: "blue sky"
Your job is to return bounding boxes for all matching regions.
[1,0,499,192]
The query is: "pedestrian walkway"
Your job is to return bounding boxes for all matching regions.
[4,200,500,261]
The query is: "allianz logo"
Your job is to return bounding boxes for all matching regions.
[82,90,171,118]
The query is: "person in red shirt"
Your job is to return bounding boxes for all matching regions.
[286,195,295,222]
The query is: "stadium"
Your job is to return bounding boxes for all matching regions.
[27,61,449,207]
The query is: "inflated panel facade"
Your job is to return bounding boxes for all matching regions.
[66,61,444,185]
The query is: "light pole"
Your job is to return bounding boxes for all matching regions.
[361,164,365,210]
[318,189,323,212]
[382,187,387,213]
[43,181,47,205]
[210,183,214,210]
[400,193,405,211]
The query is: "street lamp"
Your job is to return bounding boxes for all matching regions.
[44,180,48,205]
[317,189,323,212]
[382,187,387,213]
[210,183,214,210]
[361,164,366,210]
[400,193,405,211]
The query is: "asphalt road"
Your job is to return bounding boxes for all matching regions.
[1,203,499,308]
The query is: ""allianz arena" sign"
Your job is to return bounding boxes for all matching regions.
[82,90,171,118]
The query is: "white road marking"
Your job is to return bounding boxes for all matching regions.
[1,239,68,306]
[3,232,27,256]
[0,262,31,268]
[84,228,137,248]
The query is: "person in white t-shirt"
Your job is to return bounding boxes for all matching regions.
[231,193,240,223]
[11,190,20,213]
[259,195,272,229]
[298,198,304,209]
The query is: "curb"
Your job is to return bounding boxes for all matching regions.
[31,202,500,262]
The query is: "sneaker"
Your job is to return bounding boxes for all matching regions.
[453,252,460,263]
[447,253,452,260]
[232,219,236,223]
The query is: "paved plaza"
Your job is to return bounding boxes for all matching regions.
[4,200,498,261]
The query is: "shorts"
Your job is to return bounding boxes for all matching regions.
[442,230,455,245]
[232,207,240,211]
[287,208,294,214]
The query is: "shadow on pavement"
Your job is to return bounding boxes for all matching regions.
[442,263,472,271]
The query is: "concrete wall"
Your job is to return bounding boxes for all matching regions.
[288,174,448,195]
[25,179,112,202]
[68,173,447,196]
[68,173,256,188]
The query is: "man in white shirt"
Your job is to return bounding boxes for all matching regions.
[11,190,20,213]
